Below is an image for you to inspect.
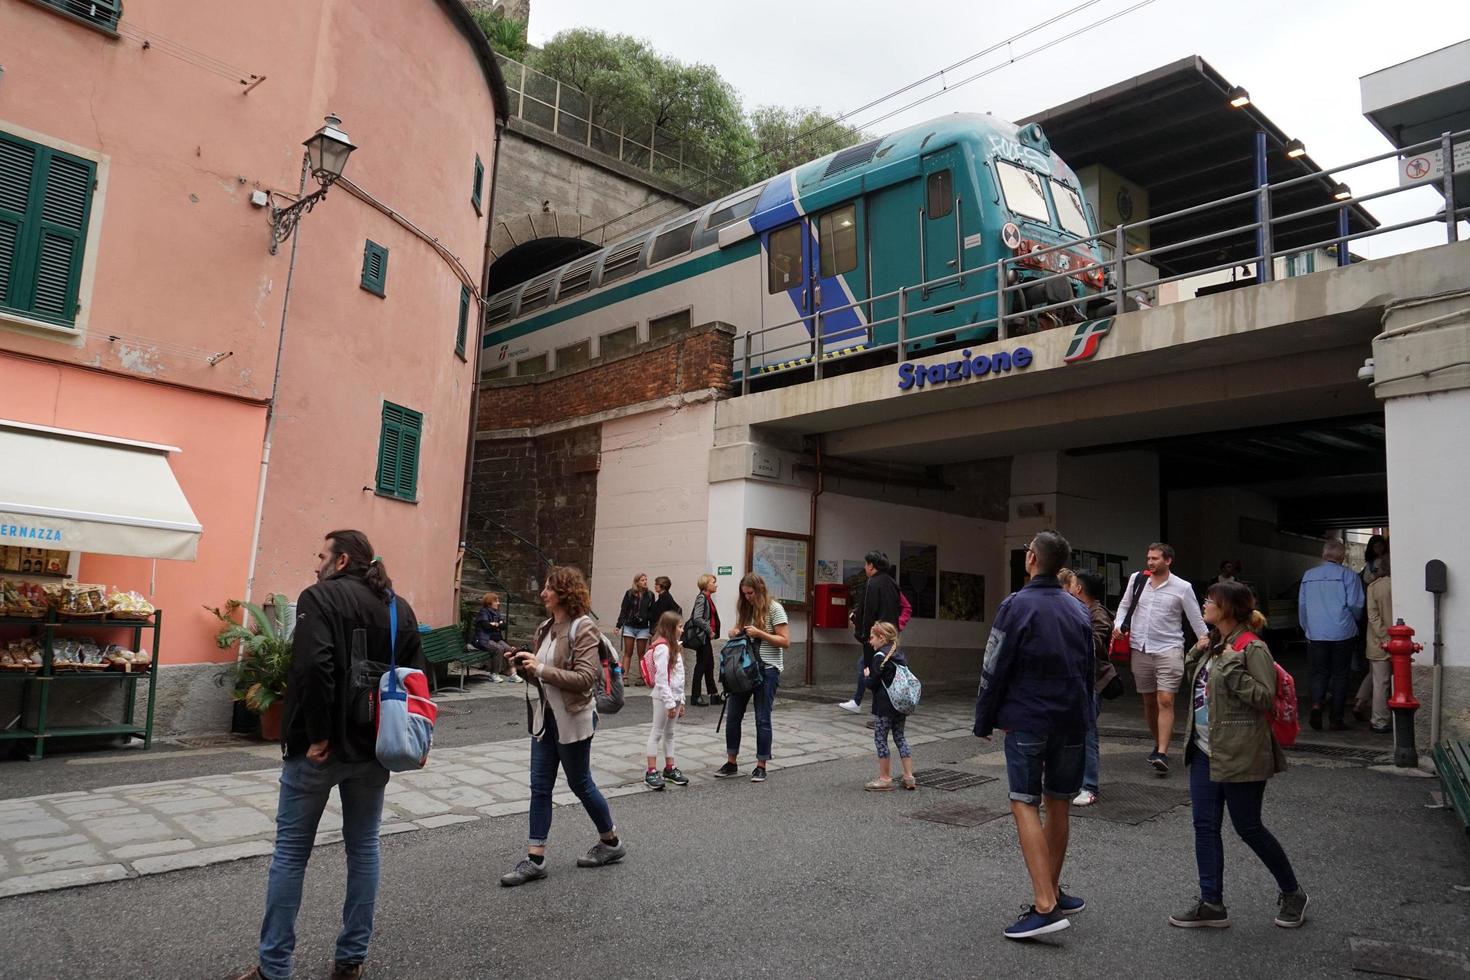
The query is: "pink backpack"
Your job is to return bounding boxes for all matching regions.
[640,640,673,688]
[1232,631,1298,747]
[897,592,913,632]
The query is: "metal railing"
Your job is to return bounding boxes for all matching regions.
[737,128,1470,394]
[495,54,739,200]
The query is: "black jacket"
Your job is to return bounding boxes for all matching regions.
[617,589,654,630]
[866,643,908,720]
[856,571,901,643]
[282,570,426,762]
[649,591,682,628]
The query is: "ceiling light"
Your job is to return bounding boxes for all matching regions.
[1284,138,1306,159]
[1333,183,1352,201]
[1228,86,1250,108]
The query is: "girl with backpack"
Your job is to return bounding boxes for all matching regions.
[643,611,688,790]
[713,573,789,783]
[1169,580,1308,930]
[863,621,917,791]
[616,573,654,685]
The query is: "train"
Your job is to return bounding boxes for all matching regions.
[480,112,1109,381]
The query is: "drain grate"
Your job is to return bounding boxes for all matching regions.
[908,802,1009,828]
[911,768,996,791]
[1067,782,1191,826]
[1349,938,1470,980]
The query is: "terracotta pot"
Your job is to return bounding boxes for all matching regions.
[258,701,284,742]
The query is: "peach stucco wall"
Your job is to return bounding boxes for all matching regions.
[0,354,265,665]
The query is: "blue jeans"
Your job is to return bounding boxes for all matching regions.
[1309,638,1356,721]
[258,755,389,980]
[851,654,867,704]
[1187,748,1299,905]
[726,665,780,761]
[1083,691,1101,793]
[1003,730,1084,805]
[528,712,614,847]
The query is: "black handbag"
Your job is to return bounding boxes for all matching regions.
[347,628,390,728]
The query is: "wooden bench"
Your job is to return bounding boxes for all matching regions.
[1433,739,1470,834]
[419,625,489,692]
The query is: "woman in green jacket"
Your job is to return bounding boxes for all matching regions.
[1169,580,1309,931]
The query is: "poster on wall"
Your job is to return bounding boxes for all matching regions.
[938,570,986,622]
[746,529,811,608]
[842,560,867,615]
[815,559,841,584]
[899,541,938,619]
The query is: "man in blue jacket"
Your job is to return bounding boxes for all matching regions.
[975,530,1094,940]
[1298,538,1366,731]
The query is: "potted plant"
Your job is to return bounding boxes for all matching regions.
[211,594,292,741]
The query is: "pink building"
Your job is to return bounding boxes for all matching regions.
[0,0,508,735]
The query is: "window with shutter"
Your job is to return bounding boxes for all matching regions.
[455,284,470,358]
[361,240,388,296]
[30,0,122,32]
[0,130,96,328]
[472,155,485,214]
[376,401,423,501]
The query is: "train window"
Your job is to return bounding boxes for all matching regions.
[767,223,805,294]
[705,186,764,231]
[515,353,548,377]
[650,220,696,265]
[1051,179,1091,239]
[557,261,596,301]
[601,240,644,284]
[556,340,591,370]
[482,365,511,380]
[926,171,954,219]
[648,309,691,343]
[600,325,638,358]
[995,160,1051,225]
[519,278,553,315]
[818,205,858,278]
[485,299,514,327]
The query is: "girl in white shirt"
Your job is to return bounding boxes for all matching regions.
[644,611,687,790]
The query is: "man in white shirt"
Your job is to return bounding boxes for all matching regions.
[1112,543,1207,776]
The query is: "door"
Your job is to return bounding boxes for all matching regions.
[810,199,868,355]
[910,147,976,346]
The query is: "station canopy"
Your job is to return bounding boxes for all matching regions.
[1020,56,1379,277]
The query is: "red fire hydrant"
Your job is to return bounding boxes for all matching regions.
[1382,619,1422,767]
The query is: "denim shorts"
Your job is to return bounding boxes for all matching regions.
[620,626,651,640]
[1004,730,1085,805]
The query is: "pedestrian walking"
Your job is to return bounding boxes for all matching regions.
[1298,538,1365,731]
[1169,580,1308,930]
[236,530,427,980]
[863,621,917,792]
[1354,555,1393,734]
[643,611,689,790]
[616,572,654,684]
[470,592,518,684]
[713,572,789,783]
[839,550,901,714]
[1068,570,1114,807]
[688,574,722,706]
[500,566,624,887]
[1112,543,1207,776]
[974,530,1093,940]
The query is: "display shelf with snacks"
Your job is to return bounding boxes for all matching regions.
[0,609,163,760]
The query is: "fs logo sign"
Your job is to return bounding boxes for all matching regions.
[1063,317,1114,364]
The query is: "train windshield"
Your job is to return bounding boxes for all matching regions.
[994,160,1052,226]
[1051,179,1091,240]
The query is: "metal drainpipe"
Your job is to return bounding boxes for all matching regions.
[804,436,825,687]
[458,118,507,610]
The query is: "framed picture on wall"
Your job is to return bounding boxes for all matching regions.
[899,540,938,619]
[938,570,986,622]
[745,529,812,609]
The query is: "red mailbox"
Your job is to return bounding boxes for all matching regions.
[813,584,850,629]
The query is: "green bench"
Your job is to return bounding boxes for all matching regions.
[419,626,489,692]
[1433,739,1470,834]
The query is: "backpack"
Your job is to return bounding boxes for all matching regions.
[879,650,922,715]
[1231,631,1298,748]
[718,634,763,696]
[640,639,675,688]
[374,593,437,772]
[897,592,913,632]
[577,616,625,715]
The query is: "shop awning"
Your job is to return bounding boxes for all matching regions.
[0,420,202,562]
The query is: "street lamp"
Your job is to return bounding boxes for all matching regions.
[1284,138,1306,159]
[1228,86,1250,108]
[269,114,357,254]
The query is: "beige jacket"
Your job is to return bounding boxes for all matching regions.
[1365,576,1392,661]
[519,616,602,741]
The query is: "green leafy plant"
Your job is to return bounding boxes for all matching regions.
[467,5,528,59]
[211,594,292,713]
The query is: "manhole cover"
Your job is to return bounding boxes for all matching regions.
[1349,937,1470,979]
[1068,782,1191,825]
[911,768,996,791]
[908,802,1009,827]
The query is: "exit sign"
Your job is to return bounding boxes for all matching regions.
[717,565,733,575]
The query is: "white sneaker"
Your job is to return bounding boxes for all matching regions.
[837,700,861,713]
[1072,790,1097,807]
[506,673,523,684]
[488,673,504,684]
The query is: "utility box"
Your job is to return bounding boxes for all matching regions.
[813,583,849,629]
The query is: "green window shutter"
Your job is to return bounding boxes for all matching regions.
[455,284,470,357]
[0,131,95,327]
[472,154,484,213]
[376,402,423,500]
[361,240,388,296]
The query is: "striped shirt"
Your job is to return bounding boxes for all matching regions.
[751,600,789,672]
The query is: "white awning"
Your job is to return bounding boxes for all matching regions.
[0,420,202,562]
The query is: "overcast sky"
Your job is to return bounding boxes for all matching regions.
[525,0,1468,257]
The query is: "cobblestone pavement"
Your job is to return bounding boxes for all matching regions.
[0,693,979,898]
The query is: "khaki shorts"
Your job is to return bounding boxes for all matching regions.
[1131,648,1184,694]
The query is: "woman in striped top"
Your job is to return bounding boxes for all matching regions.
[713,573,789,783]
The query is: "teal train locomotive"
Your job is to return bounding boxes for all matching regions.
[481,113,1107,381]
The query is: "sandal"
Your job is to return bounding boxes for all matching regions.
[865,778,894,792]
[902,777,917,791]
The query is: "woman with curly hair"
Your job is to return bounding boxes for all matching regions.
[500,566,624,887]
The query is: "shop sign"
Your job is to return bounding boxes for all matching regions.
[897,346,1033,391]
[0,520,64,543]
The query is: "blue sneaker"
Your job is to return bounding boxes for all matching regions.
[1004,905,1070,940]
[1057,890,1085,913]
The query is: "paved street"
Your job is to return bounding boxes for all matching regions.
[2,686,1468,978]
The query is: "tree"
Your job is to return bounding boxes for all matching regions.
[745,106,870,183]
[467,3,528,60]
